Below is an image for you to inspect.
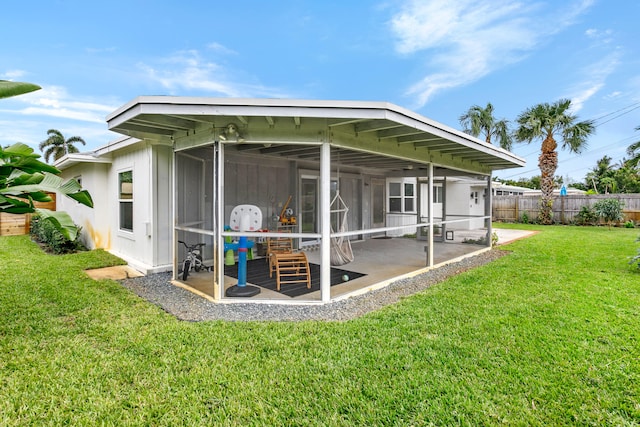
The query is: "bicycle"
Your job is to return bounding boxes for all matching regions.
[178,240,210,280]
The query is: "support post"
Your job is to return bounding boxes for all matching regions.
[485,175,493,247]
[320,142,331,302]
[427,163,434,267]
[215,141,224,300]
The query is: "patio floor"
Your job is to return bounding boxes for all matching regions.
[174,228,535,302]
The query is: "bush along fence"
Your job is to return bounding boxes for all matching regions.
[492,194,640,225]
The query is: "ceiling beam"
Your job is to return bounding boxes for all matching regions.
[354,120,400,134]
[377,126,423,140]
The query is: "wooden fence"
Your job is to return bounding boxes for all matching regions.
[0,193,57,236]
[492,194,640,224]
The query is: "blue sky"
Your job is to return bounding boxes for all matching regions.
[2,0,639,183]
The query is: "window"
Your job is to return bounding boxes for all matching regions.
[433,185,443,203]
[119,170,133,231]
[388,178,416,213]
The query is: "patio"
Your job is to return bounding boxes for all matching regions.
[171,228,532,303]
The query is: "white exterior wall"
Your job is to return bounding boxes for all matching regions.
[59,143,173,274]
[445,181,486,230]
[469,184,487,229]
[57,162,110,250]
[107,144,173,274]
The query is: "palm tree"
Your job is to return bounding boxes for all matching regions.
[39,129,86,163]
[626,126,640,168]
[459,102,513,150]
[514,99,595,224]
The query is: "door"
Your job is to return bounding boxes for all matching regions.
[371,178,385,234]
[419,181,444,240]
[300,176,319,247]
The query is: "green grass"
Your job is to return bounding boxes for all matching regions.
[1,227,639,426]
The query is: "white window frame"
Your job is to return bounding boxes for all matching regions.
[118,170,133,232]
[387,178,417,214]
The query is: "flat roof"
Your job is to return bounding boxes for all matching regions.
[106,96,525,173]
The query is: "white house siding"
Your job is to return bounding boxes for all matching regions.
[444,181,486,230]
[59,143,173,274]
[151,145,173,272]
[57,162,110,250]
[385,214,417,237]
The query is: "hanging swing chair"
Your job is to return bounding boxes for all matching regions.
[330,192,354,266]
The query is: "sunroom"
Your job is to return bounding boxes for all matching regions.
[106,97,524,303]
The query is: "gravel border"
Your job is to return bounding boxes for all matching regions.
[119,249,508,322]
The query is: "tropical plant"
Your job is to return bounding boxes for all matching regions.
[630,235,640,269]
[39,129,86,163]
[1,80,93,240]
[584,155,616,193]
[514,99,595,224]
[0,143,93,240]
[626,126,640,168]
[574,205,598,226]
[30,213,84,254]
[0,79,41,99]
[459,102,513,150]
[579,154,640,194]
[593,198,624,229]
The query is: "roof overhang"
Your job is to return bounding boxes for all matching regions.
[54,153,113,171]
[106,96,525,174]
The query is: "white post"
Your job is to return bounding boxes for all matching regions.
[486,174,493,247]
[172,148,177,280]
[427,163,434,267]
[320,142,331,302]
[215,141,225,300]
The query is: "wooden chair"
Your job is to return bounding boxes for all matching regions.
[267,236,293,276]
[266,236,311,291]
[272,252,311,291]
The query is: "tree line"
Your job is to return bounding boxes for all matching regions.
[459,100,639,223]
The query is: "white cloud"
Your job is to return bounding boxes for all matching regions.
[390,0,596,106]
[207,42,237,55]
[604,91,623,100]
[566,52,621,112]
[585,28,614,45]
[85,46,117,54]
[1,70,28,79]
[138,49,291,98]
[2,85,116,123]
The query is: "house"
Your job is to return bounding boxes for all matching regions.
[55,97,524,303]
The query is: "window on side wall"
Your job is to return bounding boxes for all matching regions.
[119,170,133,232]
[387,178,416,213]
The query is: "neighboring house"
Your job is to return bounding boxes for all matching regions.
[55,97,524,303]
[492,182,529,196]
[523,187,587,196]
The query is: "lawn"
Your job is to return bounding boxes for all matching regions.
[1,226,639,426]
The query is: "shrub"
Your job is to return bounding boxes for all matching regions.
[630,236,640,269]
[593,199,625,229]
[30,214,85,254]
[625,221,635,229]
[575,205,598,226]
[520,211,529,224]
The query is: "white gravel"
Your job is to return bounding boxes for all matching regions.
[119,250,507,322]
